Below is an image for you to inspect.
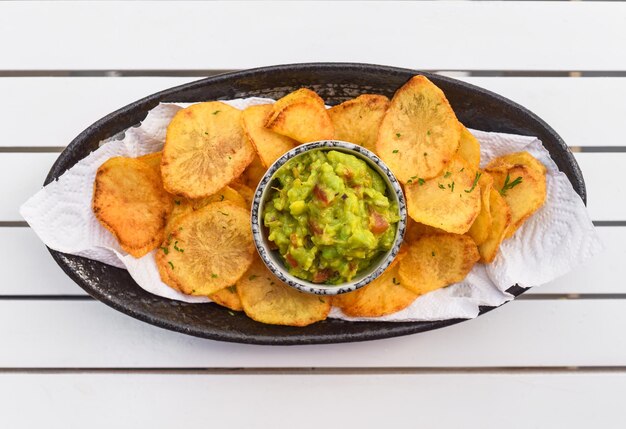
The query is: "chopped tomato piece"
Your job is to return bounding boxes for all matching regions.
[313,185,329,205]
[285,253,299,268]
[290,233,299,247]
[308,219,323,235]
[313,269,334,283]
[369,211,389,234]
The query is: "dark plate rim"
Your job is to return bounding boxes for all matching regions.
[42,62,585,345]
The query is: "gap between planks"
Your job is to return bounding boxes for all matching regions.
[1,367,626,375]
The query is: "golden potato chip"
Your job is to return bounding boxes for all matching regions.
[486,164,546,238]
[190,186,247,210]
[236,258,331,326]
[404,156,481,234]
[93,157,172,258]
[162,102,255,199]
[164,198,193,236]
[136,152,162,172]
[265,89,334,143]
[242,155,267,189]
[328,94,390,153]
[486,151,547,176]
[242,104,297,167]
[478,189,512,263]
[377,75,461,182]
[209,285,243,311]
[398,234,479,295]
[333,264,418,317]
[467,173,493,245]
[156,202,254,296]
[230,182,255,209]
[457,125,481,170]
[404,218,447,244]
[269,88,325,116]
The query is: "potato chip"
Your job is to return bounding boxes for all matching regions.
[486,163,546,238]
[230,182,255,209]
[404,218,447,244]
[486,151,547,176]
[162,102,255,199]
[398,234,479,295]
[269,88,325,116]
[404,156,481,234]
[137,152,162,172]
[478,189,512,263]
[93,157,172,258]
[333,264,418,317]
[190,186,247,210]
[156,202,254,296]
[457,125,480,170]
[236,258,331,326]
[242,104,297,167]
[242,155,267,189]
[328,94,390,153]
[467,173,493,245]
[265,89,334,143]
[209,285,243,311]
[377,75,461,182]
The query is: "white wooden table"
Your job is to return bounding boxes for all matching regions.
[1,2,625,427]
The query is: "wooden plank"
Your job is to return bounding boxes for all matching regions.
[0,226,619,296]
[1,300,625,368]
[0,77,195,148]
[0,372,623,429]
[3,76,626,148]
[1,2,625,71]
[462,77,626,148]
[5,152,620,222]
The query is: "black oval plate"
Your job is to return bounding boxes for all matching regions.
[45,63,585,345]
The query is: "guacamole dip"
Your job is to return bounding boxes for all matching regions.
[263,150,400,284]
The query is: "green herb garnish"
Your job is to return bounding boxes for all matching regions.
[227,286,236,293]
[464,172,482,193]
[168,261,174,269]
[444,171,452,179]
[438,183,445,190]
[500,173,523,196]
[160,246,169,255]
[396,133,401,138]
[249,274,258,281]
[213,110,221,115]
[392,149,399,154]
[392,277,401,285]
[418,178,425,186]
[211,273,218,278]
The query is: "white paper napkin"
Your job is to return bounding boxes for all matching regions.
[20,98,603,321]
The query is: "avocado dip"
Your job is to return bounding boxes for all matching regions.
[263,150,400,284]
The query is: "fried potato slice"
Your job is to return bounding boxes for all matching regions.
[242,104,297,167]
[236,258,331,326]
[190,186,247,210]
[467,173,494,245]
[265,89,334,143]
[229,182,255,209]
[404,218,447,244]
[333,264,418,317]
[156,202,254,296]
[398,234,479,295]
[162,102,255,199]
[486,162,546,238]
[93,157,172,258]
[478,189,512,263]
[486,151,547,176]
[137,152,162,172]
[404,156,481,234]
[209,285,243,311]
[241,155,267,189]
[328,94,390,153]
[377,75,461,182]
[457,125,481,170]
